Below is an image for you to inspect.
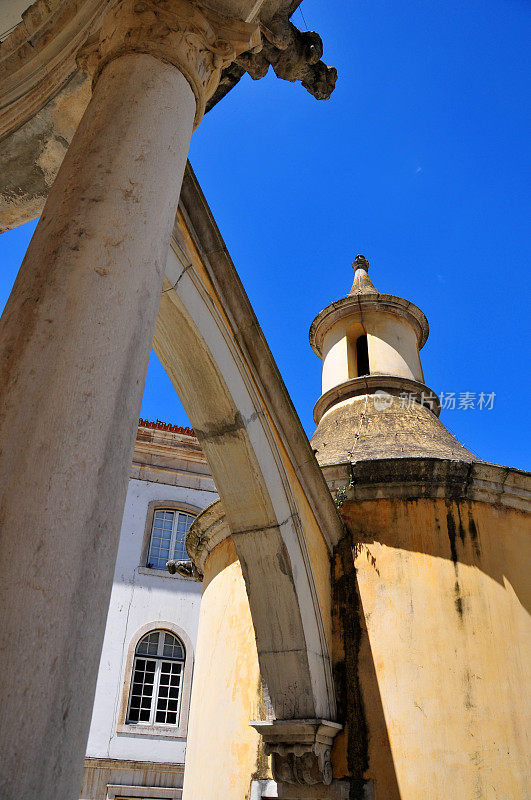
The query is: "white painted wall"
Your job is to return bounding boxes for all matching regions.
[85,477,217,764]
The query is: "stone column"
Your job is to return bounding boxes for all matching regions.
[0,3,259,798]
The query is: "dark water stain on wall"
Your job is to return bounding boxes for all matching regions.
[468,512,481,559]
[333,536,369,799]
[446,502,465,621]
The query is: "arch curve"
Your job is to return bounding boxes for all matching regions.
[152,181,343,725]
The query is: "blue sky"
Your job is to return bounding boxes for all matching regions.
[1,0,530,469]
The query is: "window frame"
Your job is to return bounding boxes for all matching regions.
[126,630,185,727]
[139,500,201,577]
[117,622,194,739]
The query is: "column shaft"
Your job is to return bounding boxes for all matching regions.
[0,52,195,799]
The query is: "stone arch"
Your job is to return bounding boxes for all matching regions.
[152,170,343,724]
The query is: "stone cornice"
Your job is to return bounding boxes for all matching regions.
[76,0,261,127]
[131,423,216,491]
[309,292,429,357]
[84,756,184,772]
[321,458,531,514]
[313,375,441,424]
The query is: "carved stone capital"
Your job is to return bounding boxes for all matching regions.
[250,719,342,787]
[77,0,261,127]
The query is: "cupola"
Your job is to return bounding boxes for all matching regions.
[309,256,476,465]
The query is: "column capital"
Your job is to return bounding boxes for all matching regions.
[77,0,261,128]
[250,719,342,787]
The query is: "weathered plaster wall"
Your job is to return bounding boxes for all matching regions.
[333,496,530,800]
[318,310,423,394]
[0,71,91,232]
[183,536,269,800]
[365,310,423,381]
[85,477,213,767]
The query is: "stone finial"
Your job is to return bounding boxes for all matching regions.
[349,254,376,295]
[353,254,369,272]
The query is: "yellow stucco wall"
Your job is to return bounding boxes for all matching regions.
[183,536,270,800]
[334,496,530,800]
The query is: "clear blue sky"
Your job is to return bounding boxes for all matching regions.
[1,0,530,469]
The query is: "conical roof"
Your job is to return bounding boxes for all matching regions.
[311,393,477,466]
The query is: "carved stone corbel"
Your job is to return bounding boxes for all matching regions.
[235,20,337,101]
[77,0,262,127]
[166,558,203,580]
[250,719,342,787]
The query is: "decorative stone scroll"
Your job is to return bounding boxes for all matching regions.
[250,719,342,787]
[77,0,262,127]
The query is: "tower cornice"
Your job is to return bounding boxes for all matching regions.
[309,291,429,357]
[313,374,440,425]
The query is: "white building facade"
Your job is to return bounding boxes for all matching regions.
[81,421,217,799]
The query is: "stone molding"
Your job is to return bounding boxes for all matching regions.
[76,0,261,127]
[106,786,181,799]
[84,756,184,771]
[321,458,531,513]
[313,375,441,424]
[309,292,429,357]
[250,720,342,787]
[131,423,216,489]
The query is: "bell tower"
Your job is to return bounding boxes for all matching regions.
[309,255,475,464]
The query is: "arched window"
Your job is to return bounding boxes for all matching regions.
[127,630,185,726]
[355,334,370,377]
[147,509,195,569]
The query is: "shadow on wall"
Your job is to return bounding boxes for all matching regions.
[342,497,530,616]
[332,494,529,799]
[333,537,402,800]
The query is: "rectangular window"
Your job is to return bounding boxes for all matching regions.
[147,510,194,569]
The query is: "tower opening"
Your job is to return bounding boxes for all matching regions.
[356,334,370,376]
